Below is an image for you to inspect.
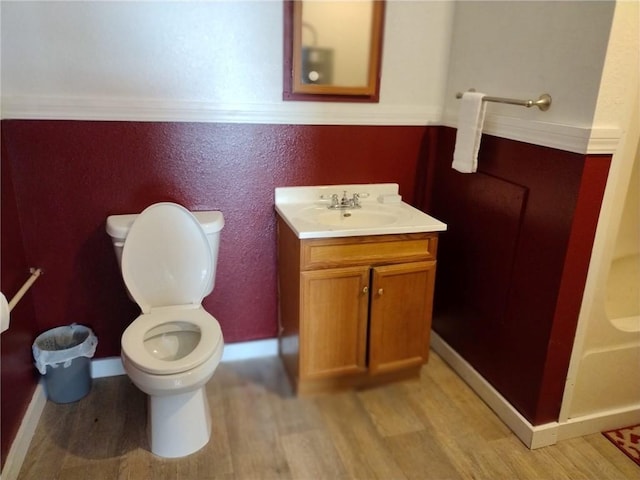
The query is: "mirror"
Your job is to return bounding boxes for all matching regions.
[283,0,385,102]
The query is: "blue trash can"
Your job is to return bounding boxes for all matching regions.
[33,324,98,403]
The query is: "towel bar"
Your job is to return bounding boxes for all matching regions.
[455,90,552,111]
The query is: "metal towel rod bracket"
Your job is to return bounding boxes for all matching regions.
[455,90,552,111]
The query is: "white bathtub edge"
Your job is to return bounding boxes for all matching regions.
[556,404,640,442]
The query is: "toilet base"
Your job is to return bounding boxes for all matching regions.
[147,387,212,458]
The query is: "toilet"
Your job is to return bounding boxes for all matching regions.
[106,202,224,458]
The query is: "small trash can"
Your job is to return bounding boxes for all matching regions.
[32,324,98,404]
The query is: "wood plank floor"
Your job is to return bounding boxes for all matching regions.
[18,352,638,480]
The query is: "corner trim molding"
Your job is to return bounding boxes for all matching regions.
[0,95,441,126]
[1,95,621,154]
[442,111,621,155]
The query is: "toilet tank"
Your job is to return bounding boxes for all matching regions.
[106,210,224,295]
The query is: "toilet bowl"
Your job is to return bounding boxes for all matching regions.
[106,202,224,458]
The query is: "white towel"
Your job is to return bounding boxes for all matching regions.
[452,92,487,173]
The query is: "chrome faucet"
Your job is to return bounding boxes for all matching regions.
[321,191,367,209]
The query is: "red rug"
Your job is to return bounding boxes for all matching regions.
[602,424,640,466]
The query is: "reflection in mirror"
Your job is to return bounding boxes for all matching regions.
[283,0,385,102]
[300,2,372,87]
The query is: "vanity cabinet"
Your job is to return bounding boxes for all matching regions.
[277,216,438,394]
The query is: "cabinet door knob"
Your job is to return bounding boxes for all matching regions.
[362,286,369,294]
[378,288,384,296]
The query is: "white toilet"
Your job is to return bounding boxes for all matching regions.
[106,202,224,458]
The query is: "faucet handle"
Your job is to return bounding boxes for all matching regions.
[352,192,369,205]
[320,193,340,207]
[320,193,338,200]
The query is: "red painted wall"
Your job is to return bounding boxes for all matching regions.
[424,127,611,425]
[1,137,40,467]
[2,120,427,357]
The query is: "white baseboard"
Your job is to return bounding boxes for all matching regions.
[91,357,126,378]
[220,338,279,362]
[1,95,442,127]
[91,338,280,378]
[429,331,555,448]
[1,382,47,480]
[430,331,640,449]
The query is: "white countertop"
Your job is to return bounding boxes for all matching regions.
[275,184,447,239]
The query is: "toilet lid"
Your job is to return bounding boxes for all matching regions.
[122,202,213,314]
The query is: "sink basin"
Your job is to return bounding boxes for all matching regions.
[275,183,447,239]
[297,205,404,228]
[315,210,398,227]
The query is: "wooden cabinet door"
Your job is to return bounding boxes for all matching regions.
[299,266,370,379]
[368,261,436,375]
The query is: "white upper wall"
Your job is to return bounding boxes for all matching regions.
[0,0,454,125]
[443,0,615,127]
[442,0,618,153]
[2,1,283,102]
[0,0,626,155]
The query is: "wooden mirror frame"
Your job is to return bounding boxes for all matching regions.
[283,0,386,103]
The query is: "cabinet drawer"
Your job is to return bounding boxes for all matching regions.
[301,233,437,270]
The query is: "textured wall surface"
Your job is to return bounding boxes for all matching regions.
[426,127,611,425]
[2,120,428,358]
[0,137,40,466]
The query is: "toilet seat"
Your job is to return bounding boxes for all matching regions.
[121,202,213,314]
[122,307,223,375]
[120,202,220,376]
